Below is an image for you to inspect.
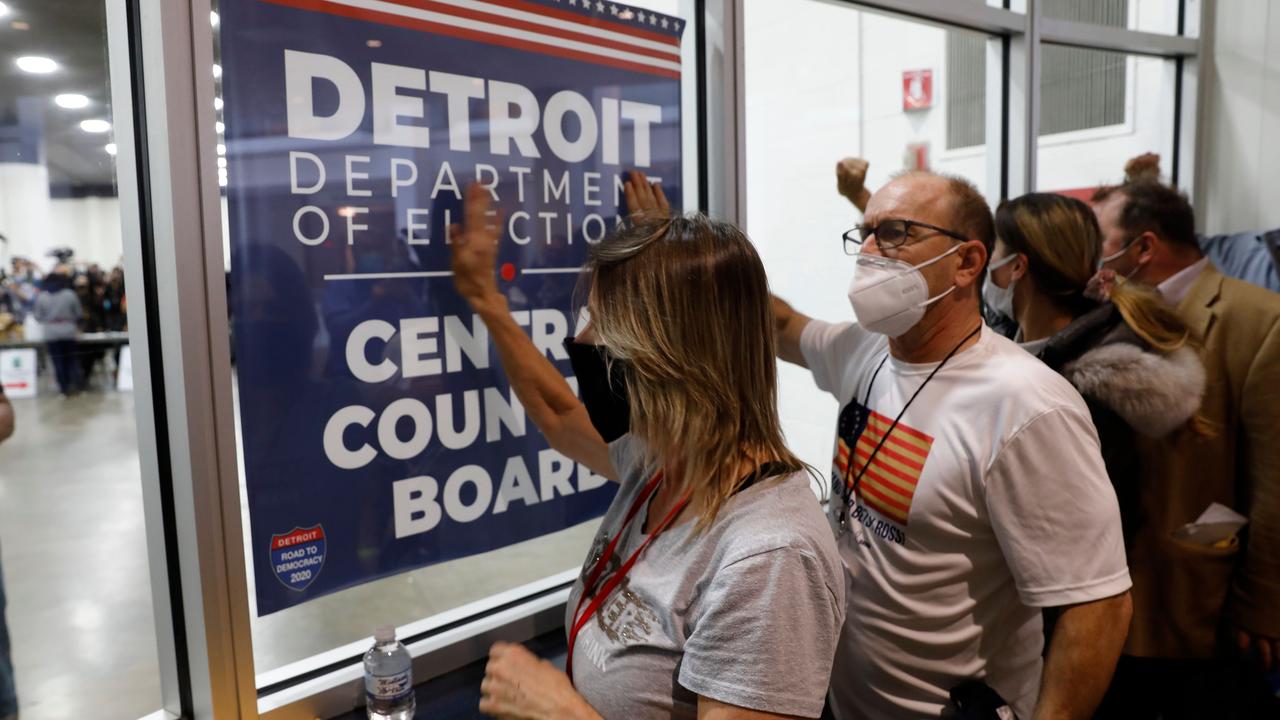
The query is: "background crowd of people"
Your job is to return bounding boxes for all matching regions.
[0,255,128,396]
[463,157,1280,720]
[1,150,1276,719]
[826,153,1280,718]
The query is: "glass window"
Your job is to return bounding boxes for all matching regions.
[743,2,1001,473]
[946,31,988,150]
[1040,45,1127,136]
[1036,46,1177,196]
[0,1,162,718]
[1041,0,1183,36]
[208,0,704,685]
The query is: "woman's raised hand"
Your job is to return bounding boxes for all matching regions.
[622,169,670,220]
[450,184,505,308]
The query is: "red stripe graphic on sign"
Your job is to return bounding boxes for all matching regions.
[389,0,682,47]
[368,0,680,61]
[260,0,682,79]
[271,527,327,550]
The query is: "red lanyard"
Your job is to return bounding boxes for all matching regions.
[566,471,690,685]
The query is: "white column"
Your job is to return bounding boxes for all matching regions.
[0,163,55,269]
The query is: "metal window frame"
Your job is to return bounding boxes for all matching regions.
[755,0,1203,201]
[843,0,1025,35]
[1029,2,1201,195]
[1040,16,1198,56]
[115,0,1206,717]
[109,0,735,718]
[106,0,190,717]
[109,0,254,716]
[703,0,745,222]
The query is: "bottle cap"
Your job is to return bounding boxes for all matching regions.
[374,625,396,643]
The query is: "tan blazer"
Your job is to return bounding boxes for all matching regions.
[1127,264,1280,658]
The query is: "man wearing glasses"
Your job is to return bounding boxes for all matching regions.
[773,170,1133,719]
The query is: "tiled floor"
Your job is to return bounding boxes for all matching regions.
[0,392,162,720]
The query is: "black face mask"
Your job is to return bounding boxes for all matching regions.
[563,339,630,443]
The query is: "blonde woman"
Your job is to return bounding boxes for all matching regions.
[983,193,1207,538]
[451,175,844,720]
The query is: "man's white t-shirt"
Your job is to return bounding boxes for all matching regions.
[801,320,1131,720]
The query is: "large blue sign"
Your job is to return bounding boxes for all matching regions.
[220,0,685,615]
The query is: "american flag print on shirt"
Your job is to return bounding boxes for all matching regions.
[835,405,933,526]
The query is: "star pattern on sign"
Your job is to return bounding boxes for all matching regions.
[596,1,605,12]
[649,14,657,24]
[636,11,646,23]
[660,17,668,28]
[610,4,619,14]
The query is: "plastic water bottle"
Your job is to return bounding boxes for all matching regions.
[364,625,415,720]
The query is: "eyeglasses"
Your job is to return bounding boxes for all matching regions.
[843,219,968,254]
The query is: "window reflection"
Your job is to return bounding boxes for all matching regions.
[0,1,159,718]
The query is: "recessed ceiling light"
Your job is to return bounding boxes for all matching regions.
[215,121,225,134]
[80,119,111,133]
[213,64,222,79]
[214,97,223,111]
[54,94,91,109]
[217,157,227,169]
[0,3,10,19]
[210,11,219,27]
[11,20,29,31]
[217,143,226,156]
[105,143,118,156]
[16,56,59,75]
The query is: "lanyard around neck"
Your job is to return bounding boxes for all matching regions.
[839,323,982,530]
[566,470,690,685]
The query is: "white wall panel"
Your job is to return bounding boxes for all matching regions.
[1199,0,1272,233]
[48,196,125,268]
[0,164,55,270]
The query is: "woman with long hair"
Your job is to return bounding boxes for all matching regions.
[983,193,1207,535]
[451,175,844,720]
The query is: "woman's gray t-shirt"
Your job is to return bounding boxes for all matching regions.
[566,435,846,719]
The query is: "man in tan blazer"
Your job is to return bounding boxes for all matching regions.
[1092,180,1280,717]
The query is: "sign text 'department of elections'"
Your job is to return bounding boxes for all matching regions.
[220,0,686,615]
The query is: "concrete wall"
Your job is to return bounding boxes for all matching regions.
[0,163,123,270]
[48,195,124,268]
[0,163,55,270]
